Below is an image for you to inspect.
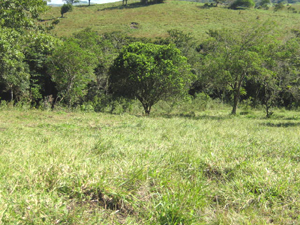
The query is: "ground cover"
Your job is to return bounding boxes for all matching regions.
[42,0,300,40]
[1,108,300,224]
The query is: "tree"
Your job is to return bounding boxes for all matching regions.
[279,32,300,109]
[0,0,61,106]
[109,42,193,115]
[255,39,294,117]
[230,0,255,9]
[24,31,60,105]
[274,2,285,12]
[48,39,97,106]
[0,0,48,29]
[61,4,73,18]
[258,0,271,9]
[0,28,30,101]
[199,22,277,115]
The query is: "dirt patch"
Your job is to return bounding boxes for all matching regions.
[203,164,234,182]
[65,187,136,222]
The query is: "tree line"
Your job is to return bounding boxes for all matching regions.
[1,0,300,116]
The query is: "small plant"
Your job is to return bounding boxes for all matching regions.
[52,18,60,25]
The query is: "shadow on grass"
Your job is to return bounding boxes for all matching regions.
[38,18,56,22]
[99,2,162,11]
[76,5,96,8]
[282,117,300,121]
[196,5,216,10]
[260,122,300,127]
[156,113,232,120]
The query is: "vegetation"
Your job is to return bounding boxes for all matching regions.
[41,1,300,38]
[2,0,300,116]
[61,3,73,18]
[198,22,282,115]
[109,42,193,115]
[1,0,300,222]
[230,0,255,9]
[1,108,300,224]
[48,38,97,106]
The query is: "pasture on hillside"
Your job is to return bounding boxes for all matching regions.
[0,108,300,224]
[42,0,300,39]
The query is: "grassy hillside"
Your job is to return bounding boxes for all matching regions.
[1,108,300,224]
[42,0,300,40]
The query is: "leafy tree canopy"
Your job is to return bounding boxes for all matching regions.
[109,42,193,115]
[61,4,73,18]
[199,22,279,115]
[230,0,255,9]
[0,28,29,101]
[0,0,48,29]
[48,39,97,106]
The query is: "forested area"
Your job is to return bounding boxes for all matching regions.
[1,0,300,116]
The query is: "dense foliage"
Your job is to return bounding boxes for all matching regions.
[1,1,300,116]
[109,42,193,114]
[61,3,73,18]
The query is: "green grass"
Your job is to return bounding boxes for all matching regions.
[1,107,300,224]
[42,0,300,40]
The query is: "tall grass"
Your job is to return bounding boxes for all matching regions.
[1,107,300,224]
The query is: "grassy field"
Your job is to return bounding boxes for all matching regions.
[42,0,300,40]
[1,107,300,224]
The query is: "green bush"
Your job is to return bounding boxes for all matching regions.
[230,0,255,9]
[61,4,73,18]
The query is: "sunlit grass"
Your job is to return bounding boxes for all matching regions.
[1,107,300,224]
[41,0,300,40]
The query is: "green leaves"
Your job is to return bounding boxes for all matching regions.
[61,4,73,18]
[199,23,281,114]
[0,0,48,29]
[0,28,30,100]
[48,39,97,106]
[109,42,193,115]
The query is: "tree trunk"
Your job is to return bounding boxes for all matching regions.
[143,103,151,116]
[266,104,270,118]
[231,93,238,115]
[231,82,240,115]
[10,88,14,102]
[89,0,91,6]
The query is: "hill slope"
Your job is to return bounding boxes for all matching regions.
[42,0,300,39]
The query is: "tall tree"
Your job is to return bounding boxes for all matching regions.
[109,42,193,115]
[199,22,277,115]
[61,4,73,17]
[0,0,57,104]
[0,28,30,101]
[48,39,97,106]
